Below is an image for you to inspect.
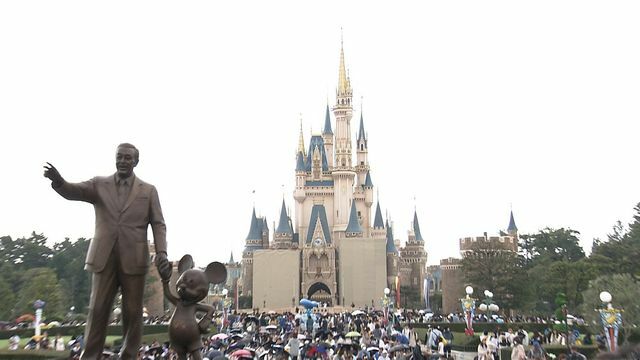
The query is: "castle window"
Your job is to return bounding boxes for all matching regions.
[360,144,364,151]
[360,161,364,165]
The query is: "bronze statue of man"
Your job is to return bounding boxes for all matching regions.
[44,143,172,360]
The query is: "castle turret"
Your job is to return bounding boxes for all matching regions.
[386,220,398,290]
[345,200,363,237]
[507,210,518,237]
[399,210,428,302]
[356,112,369,184]
[332,38,356,231]
[274,199,294,249]
[241,207,263,296]
[294,122,307,232]
[322,104,334,168]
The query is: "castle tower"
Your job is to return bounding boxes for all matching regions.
[399,211,428,296]
[356,112,369,185]
[385,220,399,291]
[332,37,356,231]
[322,104,334,168]
[294,124,307,232]
[507,210,519,252]
[274,199,294,249]
[345,200,363,238]
[241,207,264,296]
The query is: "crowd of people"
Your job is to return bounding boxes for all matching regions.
[3,308,636,359]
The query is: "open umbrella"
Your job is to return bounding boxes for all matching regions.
[265,325,277,331]
[351,310,365,316]
[15,314,35,323]
[211,333,229,341]
[367,346,380,353]
[345,331,361,338]
[389,344,409,353]
[230,349,253,359]
[395,333,409,344]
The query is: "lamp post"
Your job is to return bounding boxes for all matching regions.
[33,300,46,337]
[478,290,499,320]
[220,288,230,330]
[383,287,392,329]
[460,286,476,336]
[113,307,122,324]
[597,291,623,353]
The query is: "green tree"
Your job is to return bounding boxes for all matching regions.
[12,232,54,268]
[580,274,640,344]
[50,238,91,312]
[461,242,531,312]
[0,276,16,320]
[525,228,585,265]
[528,258,596,311]
[590,204,640,282]
[15,268,67,319]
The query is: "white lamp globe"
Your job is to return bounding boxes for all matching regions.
[478,304,488,311]
[222,289,229,296]
[488,291,494,298]
[465,286,474,295]
[599,291,612,303]
[484,290,490,297]
[489,304,499,312]
[384,288,391,295]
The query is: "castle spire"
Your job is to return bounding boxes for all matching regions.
[276,198,293,235]
[357,111,367,143]
[297,117,306,157]
[229,252,235,264]
[246,207,262,241]
[345,200,363,235]
[373,201,384,229]
[413,210,424,242]
[337,31,349,95]
[386,219,397,253]
[507,210,518,232]
[323,104,333,135]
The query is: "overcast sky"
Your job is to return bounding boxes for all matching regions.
[1,1,639,266]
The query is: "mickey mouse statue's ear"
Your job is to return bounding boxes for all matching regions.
[178,254,194,274]
[205,262,227,284]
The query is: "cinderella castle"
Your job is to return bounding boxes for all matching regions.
[237,39,428,309]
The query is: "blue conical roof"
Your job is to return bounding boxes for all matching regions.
[345,201,362,234]
[357,112,367,142]
[246,208,262,241]
[296,151,306,171]
[373,201,384,229]
[413,211,424,242]
[363,170,373,187]
[386,220,397,253]
[323,104,333,135]
[276,199,293,234]
[507,210,518,232]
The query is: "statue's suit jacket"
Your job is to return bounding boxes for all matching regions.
[53,173,166,275]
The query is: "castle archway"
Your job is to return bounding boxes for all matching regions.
[307,282,332,306]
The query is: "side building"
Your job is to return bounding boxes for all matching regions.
[440,211,519,314]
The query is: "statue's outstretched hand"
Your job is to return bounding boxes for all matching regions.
[43,162,63,187]
[155,252,172,281]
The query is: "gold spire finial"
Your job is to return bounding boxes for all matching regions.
[337,30,349,96]
[297,115,306,157]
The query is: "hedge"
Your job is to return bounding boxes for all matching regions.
[409,322,590,335]
[0,324,168,340]
[500,345,599,359]
[0,349,67,360]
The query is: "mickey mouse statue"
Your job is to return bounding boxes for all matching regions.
[163,254,227,360]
